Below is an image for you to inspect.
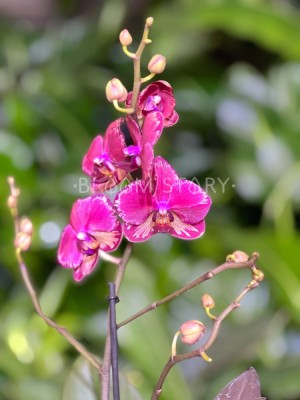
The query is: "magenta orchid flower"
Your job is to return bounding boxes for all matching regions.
[124,111,164,180]
[82,118,129,192]
[126,81,179,127]
[58,195,122,281]
[114,157,211,242]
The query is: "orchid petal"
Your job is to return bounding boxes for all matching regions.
[103,118,126,162]
[123,218,206,242]
[90,169,127,192]
[164,110,179,127]
[70,196,117,232]
[123,216,155,242]
[82,135,104,175]
[115,181,154,225]
[142,111,164,145]
[73,252,99,281]
[57,225,82,269]
[169,218,206,240]
[92,219,122,252]
[152,157,178,203]
[169,181,212,223]
[141,142,154,181]
[126,116,141,145]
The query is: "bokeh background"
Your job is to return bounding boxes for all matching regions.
[1,0,300,399]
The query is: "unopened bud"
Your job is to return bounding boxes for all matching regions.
[106,78,128,103]
[148,54,166,74]
[7,195,17,209]
[146,17,154,27]
[119,29,132,46]
[20,218,33,235]
[180,320,206,345]
[201,293,215,309]
[226,250,249,262]
[14,231,32,251]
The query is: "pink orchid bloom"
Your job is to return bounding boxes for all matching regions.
[82,119,129,192]
[124,111,164,180]
[58,195,122,281]
[115,157,212,242]
[126,81,179,127]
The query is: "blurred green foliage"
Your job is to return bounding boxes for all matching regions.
[1,0,300,399]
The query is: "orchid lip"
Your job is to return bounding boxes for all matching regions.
[76,231,99,255]
[152,209,174,225]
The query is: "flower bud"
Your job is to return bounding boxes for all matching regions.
[226,250,249,262]
[201,293,215,309]
[14,231,32,251]
[106,78,128,103]
[148,54,166,74]
[119,29,132,46]
[180,320,206,345]
[20,218,33,235]
[146,17,154,27]
[7,195,17,209]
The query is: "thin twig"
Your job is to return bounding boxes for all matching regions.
[118,253,259,329]
[18,250,101,370]
[130,18,153,111]
[7,177,101,372]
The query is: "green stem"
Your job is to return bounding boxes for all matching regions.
[130,19,153,112]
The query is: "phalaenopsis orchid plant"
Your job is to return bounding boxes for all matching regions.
[8,17,266,400]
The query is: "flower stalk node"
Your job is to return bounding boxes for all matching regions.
[252,266,264,282]
[122,45,137,59]
[140,72,156,83]
[200,351,212,363]
[112,100,134,114]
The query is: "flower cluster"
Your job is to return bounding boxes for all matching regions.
[58,20,212,281]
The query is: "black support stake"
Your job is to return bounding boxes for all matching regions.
[108,282,120,400]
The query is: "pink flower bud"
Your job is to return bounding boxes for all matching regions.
[14,231,32,251]
[180,320,206,345]
[201,293,215,309]
[7,195,17,209]
[20,218,33,235]
[106,78,128,103]
[227,250,249,262]
[233,250,249,262]
[148,54,166,74]
[119,29,132,46]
